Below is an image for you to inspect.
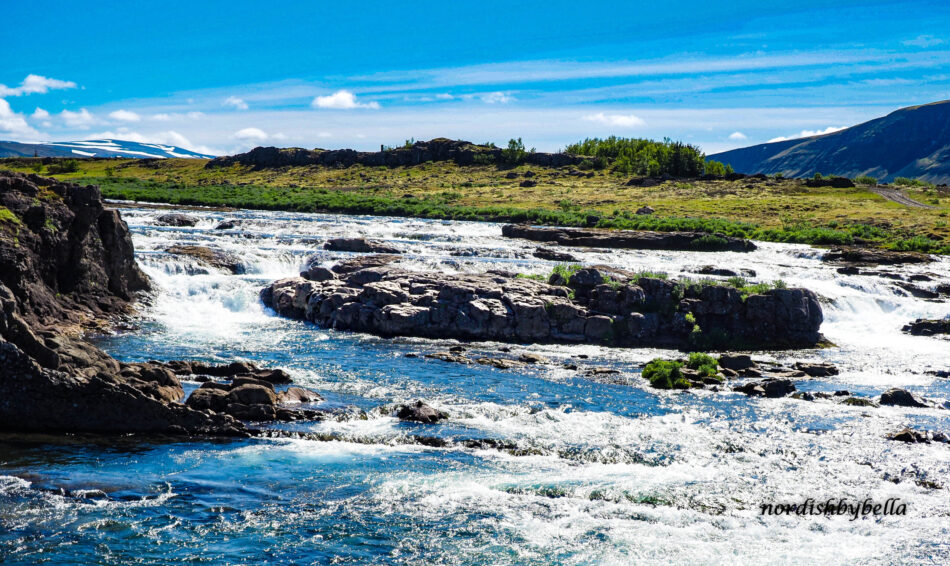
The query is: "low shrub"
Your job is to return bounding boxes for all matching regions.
[685,352,719,378]
[643,359,690,389]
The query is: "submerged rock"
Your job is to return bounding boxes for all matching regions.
[793,361,839,377]
[155,213,199,227]
[260,262,824,350]
[166,245,245,274]
[532,247,578,262]
[823,247,931,265]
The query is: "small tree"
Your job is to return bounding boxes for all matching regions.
[502,138,527,164]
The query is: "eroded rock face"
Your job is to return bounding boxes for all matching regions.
[0,172,244,436]
[501,224,756,253]
[261,263,824,350]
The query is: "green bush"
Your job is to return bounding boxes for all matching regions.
[643,359,690,389]
[565,136,705,177]
[685,352,719,378]
[704,159,734,176]
[690,234,729,250]
[854,175,877,185]
[48,159,80,174]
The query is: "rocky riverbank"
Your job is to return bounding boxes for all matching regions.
[0,172,248,435]
[261,256,824,349]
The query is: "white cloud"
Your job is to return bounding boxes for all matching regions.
[0,74,77,97]
[60,108,96,129]
[903,35,944,48]
[312,90,380,109]
[31,107,50,119]
[151,111,204,122]
[584,112,646,127]
[317,132,333,138]
[480,91,515,104]
[0,98,41,138]
[233,127,269,140]
[109,109,141,122]
[435,93,454,100]
[223,96,249,110]
[767,126,845,143]
[728,131,748,140]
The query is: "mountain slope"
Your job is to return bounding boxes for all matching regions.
[709,100,950,183]
[0,139,215,159]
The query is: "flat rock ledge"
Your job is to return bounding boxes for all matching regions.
[501,224,756,253]
[261,262,823,350]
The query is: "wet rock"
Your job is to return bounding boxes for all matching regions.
[301,265,336,282]
[278,386,323,404]
[476,357,522,369]
[519,352,549,364]
[155,213,199,227]
[692,266,757,278]
[214,219,238,230]
[330,254,400,274]
[324,237,402,254]
[793,361,839,377]
[230,376,275,390]
[394,400,448,423]
[502,224,756,253]
[228,384,278,407]
[425,351,473,364]
[166,245,244,274]
[902,318,950,336]
[719,355,755,371]
[887,428,931,443]
[532,247,578,262]
[822,247,931,265]
[734,378,795,398]
[841,397,878,407]
[879,388,930,408]
[894,282,940,299]
[186,388,230,412]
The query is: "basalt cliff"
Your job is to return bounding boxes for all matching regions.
[0,171,244,435]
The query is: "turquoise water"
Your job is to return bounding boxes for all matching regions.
[2,206,949,564]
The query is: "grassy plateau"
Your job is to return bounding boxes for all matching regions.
[3,156,949,254]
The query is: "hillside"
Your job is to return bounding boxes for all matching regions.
[0,139,215,159]
[710,100,950,183]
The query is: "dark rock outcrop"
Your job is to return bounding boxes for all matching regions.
[532,247,578,262]
[793,361,839,377]
[902,318,950,336]
[0,172,243,435]
[260,262,824,350]
[205,138,592,170]
[501,224,756,253]
[822,247,931,265]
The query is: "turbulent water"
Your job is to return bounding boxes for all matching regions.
[2,205,950,565]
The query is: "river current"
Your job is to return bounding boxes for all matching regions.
[2,204,949,564]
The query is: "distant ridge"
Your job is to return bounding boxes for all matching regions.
[0,139,215,159]
[709,100,950,183]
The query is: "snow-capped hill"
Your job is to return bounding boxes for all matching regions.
[0,139,216,159]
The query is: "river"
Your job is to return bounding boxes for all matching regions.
[1,204,949,564]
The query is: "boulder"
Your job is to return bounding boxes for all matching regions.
[635,206,655,215]
[734,378,795,398]
[394,400,448,423]
[324,237,401,254]
[214,220,238,230]
[302,265,336,282]
[879,388,930,408]
[887,428,931,443]
[902,319,950,336]
[278,386,323,404]
[719,354,755,371]
[532,247,578,262]
[155,213,199,227]
[793,362,839,377]
[227,384,278,406]
[822,247,931,265]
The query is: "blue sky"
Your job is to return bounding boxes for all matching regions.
[2,0,950,155]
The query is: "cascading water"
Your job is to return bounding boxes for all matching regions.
[1,204,949,565]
